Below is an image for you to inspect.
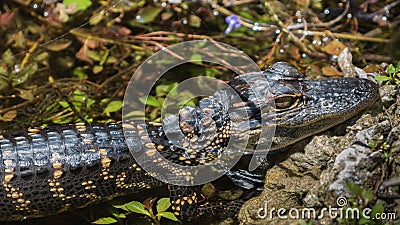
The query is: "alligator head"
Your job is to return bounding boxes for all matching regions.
[227,62,380,151]
[175,62,380,154]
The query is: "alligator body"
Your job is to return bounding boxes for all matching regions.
[0,62,380,221]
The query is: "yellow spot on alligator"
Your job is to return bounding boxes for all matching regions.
[52,161,62,169]
[82,180,96,190]
[4,168,14,173]
[4,174,14,183]
[48,178,74,200]
[146,149,157,157]
[145,142,155,148]
[53,170,63,179]
[27,128,41,134]
[100,157,112,180]
[3,183,32,211]
[101,157,111,168]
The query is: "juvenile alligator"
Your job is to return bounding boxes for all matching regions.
[0,62,379,221]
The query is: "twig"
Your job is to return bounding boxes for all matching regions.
[264,2,311,54]
[293,30,391,43]
[378,194,400,199]
[223,0,259,7]
[47,110,75,122]
[379,177,400,190]
[0,95,43,114]
[143,40,185,61]
[363,54,393,62]
[20,36,44,72]
[70,29,145,51]
[370,0,400,17]
[53,85,89,124]
[287,1,350,30]
[257,31,284,66]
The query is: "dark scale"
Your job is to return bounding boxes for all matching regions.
[0,62,380,222]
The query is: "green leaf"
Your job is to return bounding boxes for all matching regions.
[358,217,371,225]
[124,201,151,217]
[205,68,222,78]
[73,67,88,79]
[87,50,101,61]
[73,90,87,103]
[157,211,179,221]
[361,190,374,202]
[109,207,126,219]
[92,217,118,224]
[52,117,72,124]
[190,53,202,62]
[156,198,171,213]
[238,11,252,19]
[135,6,163,24]
[138,96,162,108]
[123,110,145,119]
[12,62,38,86]
[299,220,312,225]
[346,182,363,196]
[374,76,391,81]
[90,10,105,25]
[104,101,123,113]
[63,0,92,11]
[155,83,177,96]
[59,101,70,109]
[113,204,129,211]
[371,202,384,217]
[86,98,96,109]
[93,65,103,74]
[189,14,201,28]
[386,64,396,74]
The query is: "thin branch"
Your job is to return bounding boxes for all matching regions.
[293,30,391,43]
[287,1,350,30]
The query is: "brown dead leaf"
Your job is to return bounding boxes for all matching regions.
[114,25,131,35]
[363,64,380,73]
[287,45,300,60]
[2,110,17,122]
[322,66,343,77]
[324,40,346,56]
[0,11,15,30]
[75,42,93,64]
[45,39,72,51]
[76,36,99,49]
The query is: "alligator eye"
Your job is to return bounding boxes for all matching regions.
[274,96,298,110]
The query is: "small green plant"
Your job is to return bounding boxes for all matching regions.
[367,138,390,151]
[92,197,179,225]
[337,182,386,225]
[299,219,314,225]
[375,62,400,85]
[367,138,391,163]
